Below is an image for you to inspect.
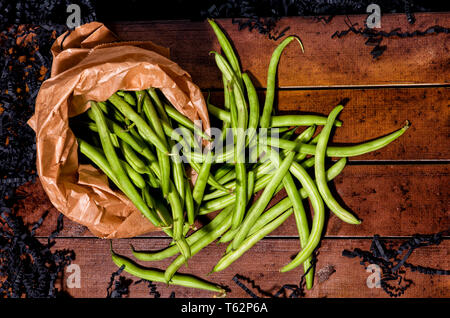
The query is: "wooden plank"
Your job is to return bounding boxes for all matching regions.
[208,86,450,161]
[16,164,449,238]
[106,13,450,89]
[46,238,450,298]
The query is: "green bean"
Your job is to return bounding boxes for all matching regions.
[292,125,317,162]
[78,138,125,193]
[213,52,248,131]
[277,152,314,289]
[261,122,409,158]
[185,179,195,226]
[207,102,230,123]
[184,152,231,193]
[142,186,173,229]
[147,88,171,124]
[152,194,174,228]
[199,157,316,215]
[205,107,342,129]
[230,103,247,230]
[271,115,342,128]
[203,156,275,201]
[231,160,247,229]
[220,76,232,141]
[242,72,259,143]
[164,103,212,141]
[85,113,154,170]
[141,185,156,211]
[121,91,136,106]
[166,181,191,260]
[317,106,361,224]
[208,19,242,85]
[147,172,161,189]
[169,124,196,149]
[132,205,233,261]
[107,118,159,166]
[121,159,146,189]
[142,93,171,197]
[135,90,145,114]
[89,102,162,228]
[286,159,326,285]
[213,164,234,181]
[164,207,233,282]
[212,208,294,273]
[84,121,120,148]
[246,170,255,201]
[119,140,149,174]
[199,158,346,222]
[279,157,337,273]
[192,148,214,209]
[281,126,298,140]
[111,245,224,294]
[108,93,169,154]
[213,52,249,230]
[259,36,304,128]
[207,102,231,123]
[231,149,295,250]
[170,142,186,206]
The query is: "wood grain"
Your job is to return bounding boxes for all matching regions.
[47,238,450,298]
[107,13,450,89]
[10,16,449,299]
[16,164,449,238]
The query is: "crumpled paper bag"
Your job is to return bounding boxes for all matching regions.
[28,22,210,239]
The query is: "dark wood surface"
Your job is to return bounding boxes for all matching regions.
[14,13,450,298]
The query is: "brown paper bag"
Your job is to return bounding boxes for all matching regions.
[28,22,210,239]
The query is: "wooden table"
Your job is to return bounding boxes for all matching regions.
[16,13,449,298]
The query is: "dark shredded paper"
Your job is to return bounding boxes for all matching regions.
[342,231,450,297]
[331,16,450,58]
[106,275,170,298]
[0,209,75,297]
[231,254,318,298]
[0,0,96,298]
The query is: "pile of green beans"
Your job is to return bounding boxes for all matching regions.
[71,19,410,295]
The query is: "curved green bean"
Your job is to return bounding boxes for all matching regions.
[279,158,314,289]
[261,122,410,158]
[147,88,171,124]
[316,106,360,224]
[121,159,146,189]
[111,245,224,294]
[242,72,259,143]
[208,19,242,84]
[259,36,304,128]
